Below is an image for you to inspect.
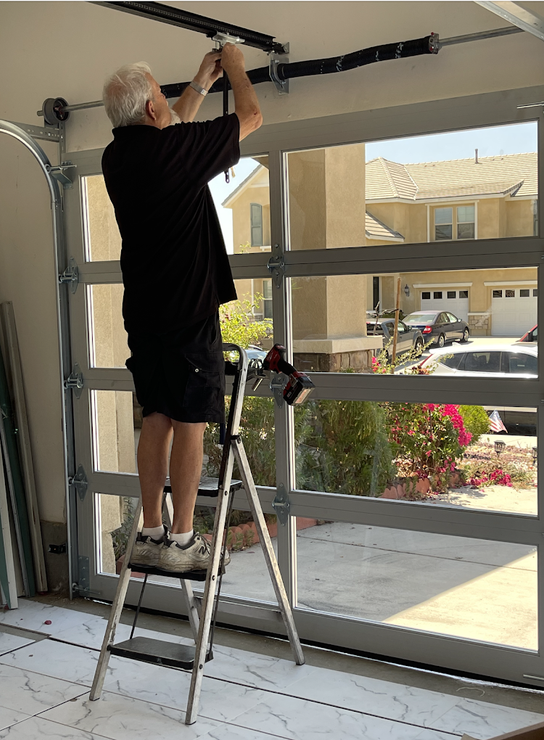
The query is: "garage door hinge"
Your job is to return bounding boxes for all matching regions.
[71,556,101,597]
[58,257,79,294]
[272,484,290,526]
[46,161,76,189]
[64,363,84,398]
[68,464,88,501]
[267,244,285,288]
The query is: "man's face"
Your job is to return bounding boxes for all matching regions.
[146,74,172,128]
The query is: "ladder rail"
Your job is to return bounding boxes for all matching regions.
[90,498,142,700]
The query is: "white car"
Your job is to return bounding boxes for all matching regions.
[419,343,537,377]
[418,343,537,432]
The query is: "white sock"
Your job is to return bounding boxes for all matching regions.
[141,525,164,540]
[169,530,194,547]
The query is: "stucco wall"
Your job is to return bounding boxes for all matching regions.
[0,1,542,529]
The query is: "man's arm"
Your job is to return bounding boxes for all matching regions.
[221,44,263,141]
[172,51,223,123]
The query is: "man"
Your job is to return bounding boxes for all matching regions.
[101,45,262,575]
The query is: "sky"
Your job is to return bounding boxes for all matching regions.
[210,121,538,252]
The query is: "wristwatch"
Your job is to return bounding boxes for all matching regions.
[189,80,207,96]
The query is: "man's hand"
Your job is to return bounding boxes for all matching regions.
[194,50,223,90]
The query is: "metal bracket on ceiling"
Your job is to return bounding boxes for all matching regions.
[272,484,291,526]
[47,162,76,189]
[267,244,285,288]
[64,364,84,399]
[58,257,79,293]
[270,43,289,95]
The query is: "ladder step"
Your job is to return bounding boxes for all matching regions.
[126,561,228,582]
[164,476,243,498]
[108,637,212,670]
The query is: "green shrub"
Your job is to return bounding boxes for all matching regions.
[459,405,490,444]
[295,400,395,497]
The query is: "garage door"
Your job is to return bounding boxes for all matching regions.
[491,287,537,336]
[420,289,469,321]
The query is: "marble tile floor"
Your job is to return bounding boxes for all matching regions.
[0,599,543,739]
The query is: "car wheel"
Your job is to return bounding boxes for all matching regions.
[437,334,445,348]
[461,328,469,343]
[414,338,423,356]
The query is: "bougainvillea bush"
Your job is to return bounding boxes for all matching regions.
[385,402,472,492]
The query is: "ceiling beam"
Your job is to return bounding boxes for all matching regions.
[474,1,544,42]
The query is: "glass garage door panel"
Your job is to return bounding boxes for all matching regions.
[295,521,537,651]
[285,121,537,251]
[209,155,271,255]
[88,283,128,368]
[294,400,538,516]
[290,267,537,374]
[92,390,137,474]
[83,175,122,262]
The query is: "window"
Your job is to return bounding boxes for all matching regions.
[433,204,475,241]
[459,290,469,299]
[493,290,503,298]
[505,289,515,298]
[457,205,475,239]
[447,291,456,299]
[434,208,452,240]
[250,203,263,247]
[534,289,538,297]
[433,291,443,299]
[422,291,431,300]
[520,289,530,297]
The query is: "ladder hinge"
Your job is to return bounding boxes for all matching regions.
[269,45,289,95]
[272,484,290,526]
[267,244,285,288]
[64,363,84,398]
[46,161,76,188]
[69,464,88,500]
[58,257,79,293]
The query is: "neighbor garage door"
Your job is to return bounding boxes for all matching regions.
[420,289,469,321]
[491,287,537,336]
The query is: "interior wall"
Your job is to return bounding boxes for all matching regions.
[0,1,542,531]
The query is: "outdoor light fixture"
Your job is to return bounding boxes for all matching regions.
[494,440,506,455]
[404,284,410,297]
[533,447,538,465]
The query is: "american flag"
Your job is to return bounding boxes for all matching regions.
[488,410,508,434]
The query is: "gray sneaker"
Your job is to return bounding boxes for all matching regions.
[157,533,231,575]
[129,526,167,569]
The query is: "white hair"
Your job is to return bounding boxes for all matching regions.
[103,62,154,128]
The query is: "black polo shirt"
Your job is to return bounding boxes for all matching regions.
[102,113,240,336]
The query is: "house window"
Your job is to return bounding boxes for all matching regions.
[433,291,443,299]
[434,204,475,241]
[493,290,503,298]
[534,289,538,297]
[520,289,530,297]
[447,291,456,299]
[422,291,431,300]
[459,290,469,299]
[250,203,263,247]
[263,279,273,320]
[434,208,453,240]
[505,289,515,298]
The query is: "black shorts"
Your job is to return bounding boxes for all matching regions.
[126,313,225,424]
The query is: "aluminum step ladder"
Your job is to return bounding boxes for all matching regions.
[89,343,305,725]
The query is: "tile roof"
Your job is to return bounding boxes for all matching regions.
[366,152,536,201]
[365,212,404,242]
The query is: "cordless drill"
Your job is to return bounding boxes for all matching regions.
[263,344,315,405]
